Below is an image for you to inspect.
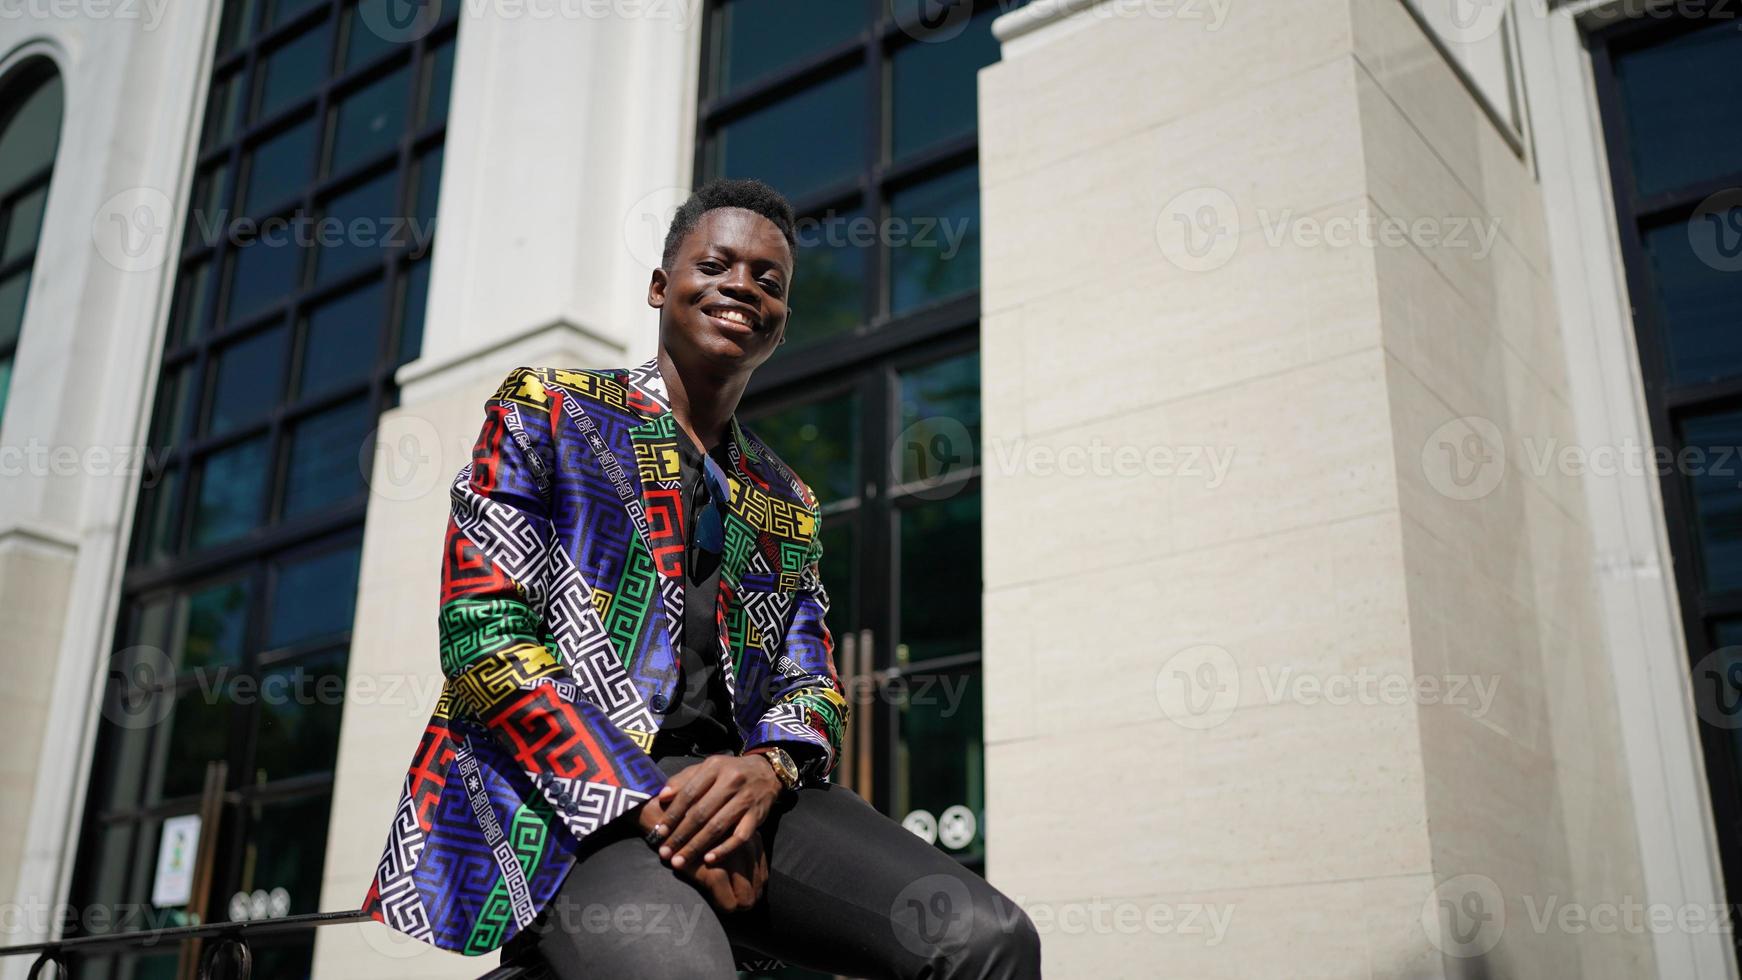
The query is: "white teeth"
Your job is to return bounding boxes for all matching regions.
[713,309,752,326]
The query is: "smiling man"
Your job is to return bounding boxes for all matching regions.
[362,178,1041,979]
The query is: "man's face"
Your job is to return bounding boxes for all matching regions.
[650,207,794,372]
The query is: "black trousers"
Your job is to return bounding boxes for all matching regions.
[498,750,1042,979]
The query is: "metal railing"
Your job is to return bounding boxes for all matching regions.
[0,909,370,979]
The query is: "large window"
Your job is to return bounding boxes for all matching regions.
[1592,11,1742,931]
[66,1,459,976]
[699,0,1016,883]
[0,57,63,430]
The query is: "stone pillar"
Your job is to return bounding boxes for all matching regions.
[0,4,219,975]
[977,0,1652,976]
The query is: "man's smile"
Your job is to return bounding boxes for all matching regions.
[700,302,762,330]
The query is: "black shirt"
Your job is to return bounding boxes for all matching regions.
[657,427,740,753]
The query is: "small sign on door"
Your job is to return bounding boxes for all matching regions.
[150,814,201,908]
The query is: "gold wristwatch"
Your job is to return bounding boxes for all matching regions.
[748,746,801,792]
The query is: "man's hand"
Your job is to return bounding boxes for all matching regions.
[633,779,770,912]
[653,754,783,871]
[682,830,768,912]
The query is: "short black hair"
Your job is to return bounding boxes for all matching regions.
[661,177,798,271]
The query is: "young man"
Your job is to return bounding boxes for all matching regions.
[363,178,1041,978]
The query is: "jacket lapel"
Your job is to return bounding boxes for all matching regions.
[620,356,771,589]
[617,356,802,711]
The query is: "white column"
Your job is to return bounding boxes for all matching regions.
[0,3,220,974]
[312,5,704,976]
[978,0,1659,976]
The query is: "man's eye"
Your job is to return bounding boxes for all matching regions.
[761,279,784,295]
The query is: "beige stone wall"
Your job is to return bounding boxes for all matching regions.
[311,332,624,979]
[1351,0,1653,976]
[979,0,1652,976]
[0,537,75,922]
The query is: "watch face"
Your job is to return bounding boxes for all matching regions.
[771,750,798,788]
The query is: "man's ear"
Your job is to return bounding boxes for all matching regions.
[647,267,668,308]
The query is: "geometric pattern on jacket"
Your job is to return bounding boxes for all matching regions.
[361,356,850,966]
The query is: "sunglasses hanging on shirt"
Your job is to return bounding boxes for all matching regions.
[691,451,731,561]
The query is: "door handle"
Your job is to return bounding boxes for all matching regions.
[836,628,876,806]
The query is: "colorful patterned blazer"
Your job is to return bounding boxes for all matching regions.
[362,355,851,958]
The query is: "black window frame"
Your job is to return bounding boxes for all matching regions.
[65,0,460,972]
[699,0,1011,874]
[1589,9,1742,945]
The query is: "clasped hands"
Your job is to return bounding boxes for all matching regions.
[634,753,784,912]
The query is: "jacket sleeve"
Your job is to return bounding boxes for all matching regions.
[743,500,852,785]
[439,366,668,841]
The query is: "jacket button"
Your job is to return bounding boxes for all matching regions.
[651,694,669,712]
